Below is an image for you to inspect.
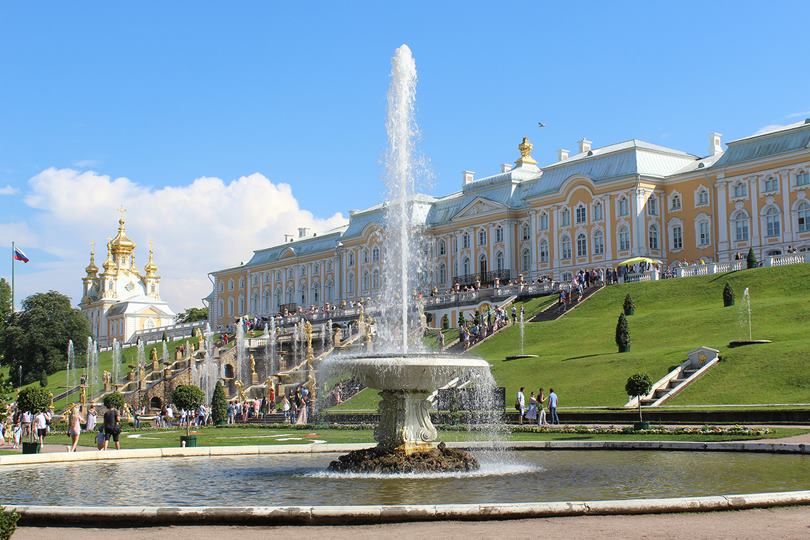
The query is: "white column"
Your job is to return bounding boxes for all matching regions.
[781,168,793,241]
[552,206,560,271]
[504,220,514,278]
[716,177,728,258]
[659,192,667,259]
[604,195,613,262]
[632,188,646,256]
[530,210,538,277]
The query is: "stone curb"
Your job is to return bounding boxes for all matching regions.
[9,491,810,526]
[0,439,806,467]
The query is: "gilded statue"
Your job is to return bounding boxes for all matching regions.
[250,353,256,374]
[150,347,158,363]
[79,385,87,405]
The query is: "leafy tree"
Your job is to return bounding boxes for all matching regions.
[1,291,91,385]
[103,391,125,410]
[0,376,15,421]
[210,381,228,425]
[0,278,11,363]
[17,386,51,414]
[172,385,205,435]
[625,372,653,424]
[0,506,20,540]
[615,313,630,353]
[623,294,635,316]
[38,371,48,388]
[723,283,735,307]
[178,307,209,323]
[746,248,757,269]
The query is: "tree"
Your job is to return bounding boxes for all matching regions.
[623,294,635,316]
[210,381,228,425]
[172,384,205,435]
[615,313,630,353]
[38,371,48,388]
[0,278,11,361]
[103,391,125,410]
[1,291,91,386]
[723,283,735,307]
[625,372,653,424]
[0,375,15,421]
[458,312,466,328]
[178,307,209,323]
[17,386,51,414]
[746,247,757,269]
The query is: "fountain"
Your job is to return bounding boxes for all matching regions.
[235,319,246,384]
[505,307,538,361]
[203,323,217,402]
[66,339,75,401]
[269,317,277,374]
[111,339,120,385]
[729,287,772,347]
[323,45,491,473]
[136,340,146,389]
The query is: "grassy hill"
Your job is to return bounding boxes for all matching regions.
[333,264,810,410]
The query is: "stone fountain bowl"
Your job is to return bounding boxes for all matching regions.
[325,353,491,392]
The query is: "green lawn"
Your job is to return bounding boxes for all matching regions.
[26,425,803,450]
[472,265,810,407]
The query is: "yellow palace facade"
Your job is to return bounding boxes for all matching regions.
[208,121,810,328]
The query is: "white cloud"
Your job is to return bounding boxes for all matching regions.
[0,184,18,195]
[72,159,99,168]
[6,168,347,310]
[786,111,810,119]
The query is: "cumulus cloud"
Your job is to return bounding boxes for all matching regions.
[0,184,18,195]
[7,168,347,310]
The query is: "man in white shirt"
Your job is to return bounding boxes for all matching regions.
[34,410,48,445]
[516,387,526,424]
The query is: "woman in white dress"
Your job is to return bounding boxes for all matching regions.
[525,392,538,422]
[537,388,548,426]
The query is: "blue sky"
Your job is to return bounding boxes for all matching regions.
[1,1,809,308]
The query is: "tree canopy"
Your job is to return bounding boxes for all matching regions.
[177,307,209,323]
[0,278,11,362]
[1,291,91,385]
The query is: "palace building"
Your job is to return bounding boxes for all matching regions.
[80,213,176,345]
[207,120,810,328]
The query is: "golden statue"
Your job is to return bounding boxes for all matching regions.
[150,347,158,363]
[48,391,54,409]
[516,136,537,165]
[122,403,132,420]
[196,327,204,350]
[250,353,256,374]
[79,385,87,405]
[358,303,365,325]
[234,380,248,403]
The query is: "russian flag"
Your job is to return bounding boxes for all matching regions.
[13,246,29,263]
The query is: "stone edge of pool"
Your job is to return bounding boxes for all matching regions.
[5,441,810,526]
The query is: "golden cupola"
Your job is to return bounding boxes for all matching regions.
[144,241,159,277]
[110,208,136,256]
[84,242,99,277]
[102,240,117,272]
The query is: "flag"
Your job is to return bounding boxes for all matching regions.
[13,246,29,263]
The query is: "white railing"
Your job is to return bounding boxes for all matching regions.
[765,254,807,267]
[675,254,807,278]
[128,321,206,345]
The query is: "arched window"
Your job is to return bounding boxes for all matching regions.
[561,208,571,226]
[362,271,369,291]
[347,273,354,294]
[618,197,629,216]
[478,254,487,276]
[462,233,470,249]
[576,233,587,257]
[618,225,630,252]
[798,201,810,232]
[238,277,245,289]
[522,248,530,272]
[325,281,333,301]
[218,299,224,317]
[593,201,603,221]
[274,289,282,310]
[697,217,711,246]
[478,229,487,246]
[372,270,380,289]
[348,252,354,267]
[362,249,369,264]
[539,212,549,230]
[671,225,683,250]
[575,205,587,224]
[648,224,659,250]
[238,297,244,314]
[300,289,306,305]
[697,188,709,206]
[312,282,320,304]
[764,177,779,193]
[797,170,809,187]
[228,279,234,291]
[766,207,781,237]
[540,240,549,263]
[463,257,470,276]
[733,182,748,198]
[276,271,282,282]
[561,234,572,259]
[522,224,530,240]
[496,251,504,272]
[438,264,446,284]
[372,247,380,262]
[647,196,658,216]
[496,226,503,243]
[593,230,604,255]
[438,240,446,256]
[733,211,750,241]
[670,194,681,210]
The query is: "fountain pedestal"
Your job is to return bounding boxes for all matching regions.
[375,390,437,454]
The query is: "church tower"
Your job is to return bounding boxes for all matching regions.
[143,241,161,299]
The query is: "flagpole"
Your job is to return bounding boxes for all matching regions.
[10,241,14,313]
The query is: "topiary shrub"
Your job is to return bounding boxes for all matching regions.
[211,381,228,425]
[723,282,735,307]
[103,391,125,410]
[623,294,635,316]
[615,313,630,353]
[625,372,653,425]
[173,384,205,435]
[0,507,20,540]
[746,247,757,269]
[17,386,51,414]
[458,312,466,328]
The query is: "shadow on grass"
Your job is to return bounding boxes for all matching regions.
[563,353,611,361]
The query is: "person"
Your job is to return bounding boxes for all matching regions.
[95,425,106,450]
[21,410,32,440]
[227,402,235,425]
[12,420,21,449]
[516,387,526,424]
[295,393,308,425]
[511,306,517,324]
[133,405,141,429]
[548,387,560,425]
[526,392,537,422]
[537,387,548,426]
[86,405,97,432]
[33,409,48,446]
[68,406,84,452]
[437,331,445,351]
[103,405,121,450]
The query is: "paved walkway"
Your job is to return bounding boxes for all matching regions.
[15,507,810,539]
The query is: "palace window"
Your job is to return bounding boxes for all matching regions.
[575,205,587,224]
[733,182,748,198]
[463,257,470,275]
[561,235,572,259]
[496,226,503,243]
[648,224,659,250]
[539,240,549,263]
[733,211,750,242]
[618,197,629,217]
[347,273,354,294]
[439,240,446,256]
[228,279,234,291]
[372,270,380,289]
[697,188,709,206]
[522,223,530,240]
[228,298,234,316]
[496,251,504,272]
[766,207,781,237]
[439,264,446,284]
[576,233,587,257]
[312,283,320,303]
[462,232,470,249]
[593,201,603,222]
[672,225,683,250]
[522,249,530,272]
[561,208,571,226]
[348,252,354,267]
[218,281,224,292]
[327,261,333,273]
[478,229,487,246]
[372,247,380,262]
[798,201,810,232]
[670,194,681,211]
[325,281,333,301]
[618,226,630,252]
[593,230,604,256]
[647,196,658,216]
[764,177,779,193]
[362,271,369,291]
[238,297,244,314]
[797,171,809,187]
[218,299,224,317]
[539,212,549,230]
[362,249,369,264]
[698,219,711,247]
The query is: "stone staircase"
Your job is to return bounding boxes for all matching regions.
[529,285,604,322]
[625,346,720,408]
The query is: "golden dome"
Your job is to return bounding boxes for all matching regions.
[102,240,117,272]
[144,241,159,277]
[84,243,99,276]
[110,208,136,256]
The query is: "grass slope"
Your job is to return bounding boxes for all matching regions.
[473,265,810,407]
